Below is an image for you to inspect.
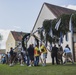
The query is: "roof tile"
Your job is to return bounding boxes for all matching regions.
[45,3,76,17]
[11,31,26,41]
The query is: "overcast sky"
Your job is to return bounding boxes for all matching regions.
[0,0,76,33]
[0,0,76,49]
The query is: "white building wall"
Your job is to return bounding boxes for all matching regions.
[28,4,56,63]
[27,4,73,63]
[27,36,35,48]
[61,32,73,52]
[32,4,56,34]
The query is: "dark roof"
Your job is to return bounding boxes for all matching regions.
[0,49,5,54]
[31,3,76,32]
[11,31,26,41]
[45,3,76,17]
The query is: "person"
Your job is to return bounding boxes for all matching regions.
[63,44,74,64]
[25,50,30,66]
[40,43,47,66]
[34,44,40,66]
[51,44,58,65]
[9,47,14,66]
[20,48,25,66]
[27,44,34,67]
[1,55,6,64]
[5,52,8,64]
[6,52,10,64]
[57,44,63,64]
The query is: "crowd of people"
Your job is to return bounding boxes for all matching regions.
[0,43,47,67]
[0,43,74,67]
[51,44,74,65]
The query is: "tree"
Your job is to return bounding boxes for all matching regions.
[0,34,3,49]
[0,34,3,41]
[42,13,76,44]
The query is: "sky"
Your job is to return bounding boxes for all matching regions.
[0,0,76,49]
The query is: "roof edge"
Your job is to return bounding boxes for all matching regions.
[31,3,45,33]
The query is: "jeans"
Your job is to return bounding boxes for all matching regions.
[26,56,30,66]
[34,56,39,66]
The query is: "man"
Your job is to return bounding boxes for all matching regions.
[57,44,63,64]
[51,44,58,65]
[27,44,34,67]
[34,44,40,66]
[40,44,47,66]
[63,44,74,64]
[9,47,14,66]
[20,48,25,66]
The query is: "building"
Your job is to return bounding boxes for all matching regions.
[0,49,6,60]
[27,2,76,63]
[0,49,5,54]
[6,31,26,53]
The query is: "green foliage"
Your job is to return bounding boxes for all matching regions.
[42,13,76,44]
[46,33,52,43]
[60,14,70,34]
[40,32,44,41]
[43,20,51,33]
[0,34,3,41]
[72,13,76,28]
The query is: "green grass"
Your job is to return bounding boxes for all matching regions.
[0,63,76,75]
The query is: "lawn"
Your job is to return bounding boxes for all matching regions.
[0,63,76,75]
